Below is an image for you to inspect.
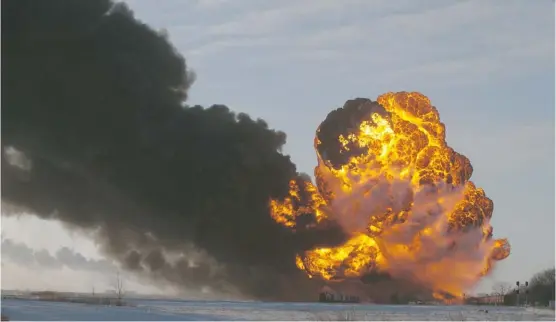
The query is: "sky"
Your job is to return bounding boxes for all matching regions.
[1,0,554,296]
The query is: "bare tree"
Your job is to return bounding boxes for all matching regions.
[492,281,512,299]
[113,271,125,306]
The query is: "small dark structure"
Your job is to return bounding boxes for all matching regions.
[318,285,360,303]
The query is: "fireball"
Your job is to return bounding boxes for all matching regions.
[270,92,510,299]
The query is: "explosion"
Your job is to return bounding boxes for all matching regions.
[2,0,511,301]
[270,92,511,299]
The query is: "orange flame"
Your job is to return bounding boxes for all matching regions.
[270,92,510,298]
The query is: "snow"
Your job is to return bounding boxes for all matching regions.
[2,299,555,321]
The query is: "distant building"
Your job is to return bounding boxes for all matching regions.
[30,291,60,301]
[467,294,504,305]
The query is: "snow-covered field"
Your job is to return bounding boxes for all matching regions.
[2,298,555,321]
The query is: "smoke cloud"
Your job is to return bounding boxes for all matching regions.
[275,93,510,300]
[1,238,117,274]
[2,0,346,300]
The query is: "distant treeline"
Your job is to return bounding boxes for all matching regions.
[466,267,555,307]
[2,292,129,307]
[505,267,555,307]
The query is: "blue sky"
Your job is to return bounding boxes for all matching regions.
[2,0,554,295]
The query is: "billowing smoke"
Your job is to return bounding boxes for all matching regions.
[2,0,347,300]
[270,94,511,301]
[1,238,117,274]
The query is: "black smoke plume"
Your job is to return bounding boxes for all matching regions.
[316,98,390,170]
[1,0,347,300]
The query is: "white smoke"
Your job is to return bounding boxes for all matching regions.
[323,162,493,294]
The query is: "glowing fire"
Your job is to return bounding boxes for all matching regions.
[270,92,510,299]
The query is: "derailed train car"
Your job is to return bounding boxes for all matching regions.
[318,285,360,303]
